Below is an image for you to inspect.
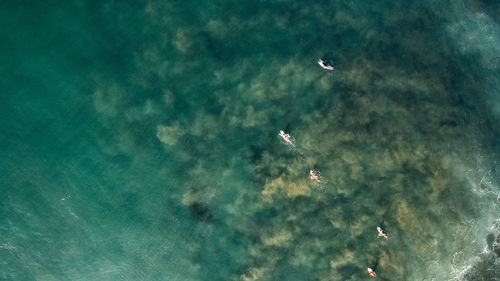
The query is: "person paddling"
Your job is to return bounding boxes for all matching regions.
[310,169,321,183]
[318,58,334,70]
[377,226,388,240]
[368,267,376,277]
[279,130,293,145]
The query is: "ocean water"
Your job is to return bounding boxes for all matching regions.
[1,0,499,280]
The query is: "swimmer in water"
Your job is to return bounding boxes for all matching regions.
[318,58,334,71]
[310,169,321,183]
[368,267,376,277]
[279,130,293,145]
[377,226,388,239]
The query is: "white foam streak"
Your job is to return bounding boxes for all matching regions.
[448,264,474,281]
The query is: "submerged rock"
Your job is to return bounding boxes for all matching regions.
[189,202,214,222]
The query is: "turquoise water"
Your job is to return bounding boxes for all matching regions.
[1,0,499,280]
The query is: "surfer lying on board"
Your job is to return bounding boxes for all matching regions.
[279,130,293,145]
[368,267,376,277]
[318,58,334,70]
[377,226,388,239]
[310,169,321,183]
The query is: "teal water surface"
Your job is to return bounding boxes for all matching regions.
[1,0,499,280]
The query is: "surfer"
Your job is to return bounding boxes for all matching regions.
[368,267,376,277]
[310,169,321,183]
[377,226,388,239]
[318,58,334,71]
[279,130,293,145]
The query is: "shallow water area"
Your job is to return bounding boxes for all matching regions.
[1,0,499,280]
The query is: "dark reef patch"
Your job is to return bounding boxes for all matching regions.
[189,202,214,222]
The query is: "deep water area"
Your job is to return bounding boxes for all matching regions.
[1,0,499,280]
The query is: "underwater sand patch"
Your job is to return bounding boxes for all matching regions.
[329,248,356,281]
[189,112,218,140]
[428,174,450,201]
[242,106,269,128]
[206,19,227,39]
[261,229,293,247]
[396,200,418,233]
[349,215,370,237]
[156,122,185,146]
[391,147,410,166]
[378,250,405,278]
[239,267,267,281]
[162,89,175,105]
[92,84,125,118]
[172,28,193,53]
[348,164,364,181]
[261,176,311,199]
